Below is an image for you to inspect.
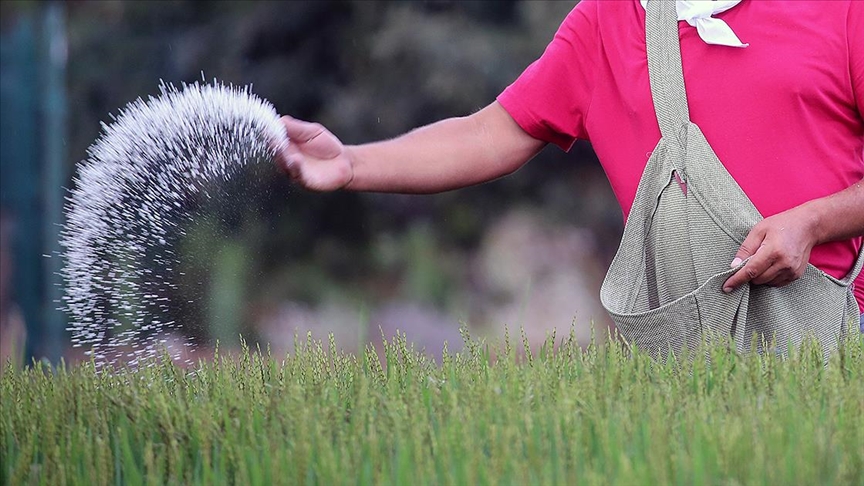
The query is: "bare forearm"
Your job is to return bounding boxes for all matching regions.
[344,102,544,193]
[806,176,864,244]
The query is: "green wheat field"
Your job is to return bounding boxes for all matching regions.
[3,328,863,486]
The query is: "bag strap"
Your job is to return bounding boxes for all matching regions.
[645,0,689,146]
[643,0,864,287]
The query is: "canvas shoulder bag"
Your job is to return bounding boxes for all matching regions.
[599,0,863,357]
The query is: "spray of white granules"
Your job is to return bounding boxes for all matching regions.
[60,81,288,367]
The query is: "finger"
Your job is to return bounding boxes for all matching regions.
[763,274,795,288]
[279,156,302,181]
[750,261,783,286]
[281,116,326,144]
[730,225,766,268]
[723,246,772,292]
[275,142,301,170]
[758,261,803,287]
[280,116,342,159]
[277,144,307,179]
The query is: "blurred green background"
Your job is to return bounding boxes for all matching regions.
[0,0,621,366]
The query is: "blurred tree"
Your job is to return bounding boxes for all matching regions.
[5,0,621,355]
[0,2,67,363]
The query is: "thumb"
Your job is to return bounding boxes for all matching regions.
[280,115,326,144]
[731,225,765,268]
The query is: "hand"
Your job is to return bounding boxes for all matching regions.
[722,206,819,293]
[276,116,354,192]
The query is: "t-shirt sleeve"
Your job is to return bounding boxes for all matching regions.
[496,0,600,151]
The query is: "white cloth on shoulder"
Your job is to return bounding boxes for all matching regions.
[640,0,749,48]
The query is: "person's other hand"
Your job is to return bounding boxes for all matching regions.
[276,116,354,191]
[722,207,818,293]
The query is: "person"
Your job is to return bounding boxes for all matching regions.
[277,0,864,336]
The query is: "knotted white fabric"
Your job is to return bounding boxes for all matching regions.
[640,0,749,48]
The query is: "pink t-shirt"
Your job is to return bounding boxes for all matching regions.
[498,0,864,311]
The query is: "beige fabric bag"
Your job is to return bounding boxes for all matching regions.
[599,0,863,357]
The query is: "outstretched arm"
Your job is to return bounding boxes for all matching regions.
[277,101,546,193]
[723,177,864,292]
